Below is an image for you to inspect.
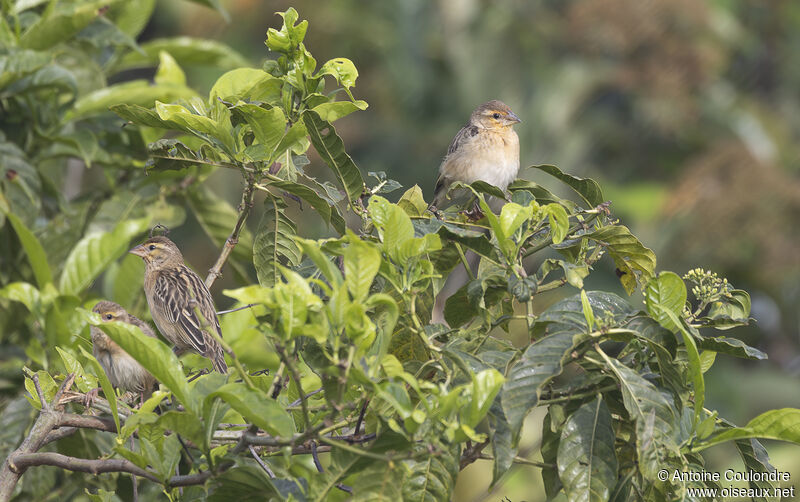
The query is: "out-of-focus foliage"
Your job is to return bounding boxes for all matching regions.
[1,2,799,502]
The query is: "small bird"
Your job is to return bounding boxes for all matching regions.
[129,236,228,373]
[90,301,157,401]
[430,100,521,211]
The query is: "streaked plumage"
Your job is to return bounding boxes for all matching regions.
[91,301,157,396]
[129,236,228,373]
[430,100,521,210]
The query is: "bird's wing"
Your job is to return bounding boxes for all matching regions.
[153,269,217,354]
[446,124,479,155]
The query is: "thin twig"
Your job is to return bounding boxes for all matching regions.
[311,441,323,472]
[276,344,311,431]
[353,398,370,437]
[216,303,257,315]
[205,173,257,288]
[289,388,323,407]
[249,445,275,478]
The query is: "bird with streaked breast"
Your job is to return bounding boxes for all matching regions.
[129,236,228,373]
[430,99,521,211]
[91,300,157,399]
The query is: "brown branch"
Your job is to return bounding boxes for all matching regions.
[249,445,275,478]
[0,374,76,502]
[205,172,256,288]
[459,439,490,470]
[58,413,117,433]
[7,452,157,482]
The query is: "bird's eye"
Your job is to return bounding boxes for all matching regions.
[148,245,156,251]
[492,112,501,119]
[105,314,113,320]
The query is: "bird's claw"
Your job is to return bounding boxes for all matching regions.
[84,387,101,408]
[462,205,484,221]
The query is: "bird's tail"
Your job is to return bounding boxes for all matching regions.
[208,342,228,374]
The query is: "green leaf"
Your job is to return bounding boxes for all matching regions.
[253,195,301,287]
[693,408,800,451]
[78,347,120,435]
[302,110,364,205]
[89,313,198,416]
[397,185,428,217]
[232,103,285,158]
[207,383,294,438]
[530,164,604,207]
[59,218,149,295]
[402,443,459,502]
[184,0,229,22]
[696,336,767,360]
[265,178,346,234]
[317,57,360,89]
[502,332,587,443]
[209,68,281,104]
[598,353,679,480]
[154,50,186,86]
[19,0,116,51]
[580,290,595,332]
[208,467,286,501]
[413,219,498,263]
[294,237,343,285]
[557,398,618,502]
[311,100,368,122]
[533,291,636,339]
[351,460,406,501]
[586,225,656,295]
[71,80,197,119]
[644,271,687,332]
[543,203,569,244]
[155,101,236,154]
[114,37,249,72]
[3,211,52,287]
[703,289,751,329]
[344,234,381,303]
[463,369,504,428]
[508,179,564,205]
[735,439,780,501]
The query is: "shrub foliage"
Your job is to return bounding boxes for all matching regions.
[1,4,798,501]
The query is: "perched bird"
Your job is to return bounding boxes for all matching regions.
[430,100,521,211]
[129,236,228,373]
[90,301,157,401]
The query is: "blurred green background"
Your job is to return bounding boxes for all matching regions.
[135,0,800,499]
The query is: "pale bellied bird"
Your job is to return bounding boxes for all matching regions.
[430,100,521,211]
[91,301,157,399]
[129,236,228,373]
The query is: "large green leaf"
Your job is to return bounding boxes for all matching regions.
[557,398,618,502]
[113,37,249,72]
[352,460,406,501]
[644,272,686,332]
[253,195,301,287]
[311,100,368,122]
[155,101,236,155]
[599,354,679,481]
[343,236,381,303]
[402,443,459,502]
[59,218,149,295]
[231,103,285,157]
[89,314,198,416]
[3,211,52,287]
[412,219,497,262]
[693,408,800,451]
[70,80,196,119]
[533,291,636,339]
[19,0,119,51]
[501,332,587,443]
[586,225,656,295]
[265,178,346,234]
[696,336,766,360]
[302,110,364,205]
[209,68,281,104]
[208,467,287,502]
[78,346,120,434]
[207,383,294,438]
[530,164,604,208]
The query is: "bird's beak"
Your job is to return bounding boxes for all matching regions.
[129,244,147,258]
[508,111,521,124]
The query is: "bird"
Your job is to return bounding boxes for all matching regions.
[90,301,157,402]
[429,100,521,212]
[129,236,228,373]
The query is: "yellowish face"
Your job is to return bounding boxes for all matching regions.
[475,107,521,129]
[129,237,179,266]
[92,302,126,323]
